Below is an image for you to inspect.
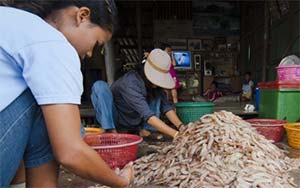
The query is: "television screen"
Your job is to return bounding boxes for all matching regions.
[173,51,192,70]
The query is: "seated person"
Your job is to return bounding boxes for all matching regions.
[91,49,184,139]
[241,72,254,101]
[203,81,223,102]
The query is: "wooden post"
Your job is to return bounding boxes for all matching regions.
[262,0,269,82]
[104,41,115,86]
[136,1,142,64]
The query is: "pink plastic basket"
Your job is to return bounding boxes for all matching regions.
[84,133,143,169]
[276,66,300,81]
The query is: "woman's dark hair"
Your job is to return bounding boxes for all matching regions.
[143,47,153,54]
[160,42,172,51]
[7,0,118,33]
[244,71,252,84]
[136,63,161,102]
[245,71,251,76]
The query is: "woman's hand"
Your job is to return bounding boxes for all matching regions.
[147,116,178,139]
[117,162,134,188]
[173,124,187,141]
[178,124,186,132]
[42,104,134,188]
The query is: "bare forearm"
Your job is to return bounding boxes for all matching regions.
[63,142,127,187]
[41,104,127,188]
[165,110,183,128]
[147,116,177,138]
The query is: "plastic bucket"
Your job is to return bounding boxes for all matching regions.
[246,119,287,142]
[284,123,300,149]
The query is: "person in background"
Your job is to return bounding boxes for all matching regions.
[160,43,180,104]
[91,49,185,138]
[241,72,254,101]
[0,1,134,188]
[203,81,223,102]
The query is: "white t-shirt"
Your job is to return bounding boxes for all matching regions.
[0,7,83,111]
[242,80,254,94]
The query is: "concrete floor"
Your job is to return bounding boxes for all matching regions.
[58,140,300,188]
[291,170,300,188]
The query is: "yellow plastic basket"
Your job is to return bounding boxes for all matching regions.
[84,127,104,135]
[284,123,300,149]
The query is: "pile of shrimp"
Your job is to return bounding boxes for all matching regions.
[133,111,297,188]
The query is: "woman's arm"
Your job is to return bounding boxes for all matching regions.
[147,116,178,138]
[41,104,132,188]
[165,110,184,129]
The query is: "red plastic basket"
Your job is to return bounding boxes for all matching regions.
[84,133,143,169]
[258,80,300,89]
[246,119,287,142]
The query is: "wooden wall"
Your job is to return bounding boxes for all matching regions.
[240,1,300,83]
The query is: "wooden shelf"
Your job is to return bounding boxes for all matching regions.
[214,76,232,78]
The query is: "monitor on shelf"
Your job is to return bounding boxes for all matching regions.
[173,51,192,70]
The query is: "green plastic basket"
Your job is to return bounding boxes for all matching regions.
[175,102,215,124]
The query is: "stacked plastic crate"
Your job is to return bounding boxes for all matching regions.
[258,80,300,122]
[257,56,300,122]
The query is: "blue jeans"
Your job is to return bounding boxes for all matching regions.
[91,81,118,130]
[0,89,54,186]
[91,81,161,132]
